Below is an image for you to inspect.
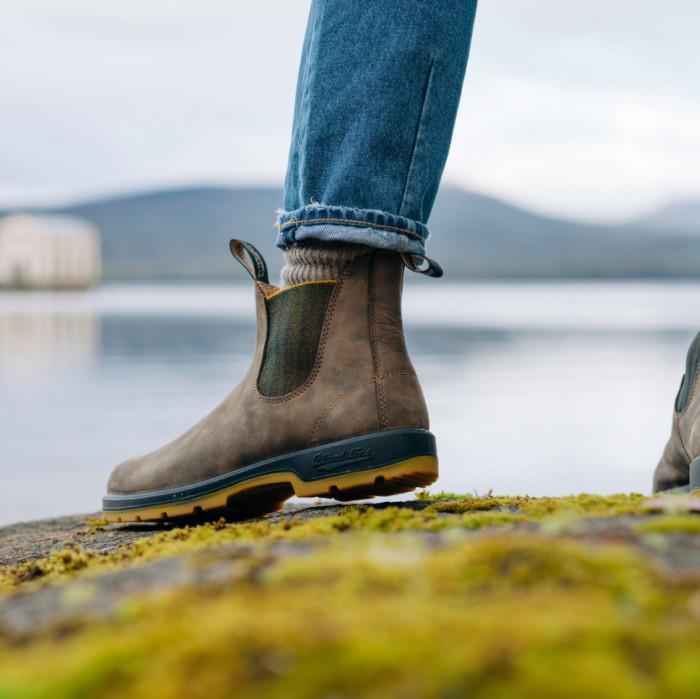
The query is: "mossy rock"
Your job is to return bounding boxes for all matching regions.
[1,493,700,698]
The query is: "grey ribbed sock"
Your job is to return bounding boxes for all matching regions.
[281,242,370,287]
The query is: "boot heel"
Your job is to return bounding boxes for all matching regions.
[293,429,438,501]
[298,454,438,501]
[690,457,700,495]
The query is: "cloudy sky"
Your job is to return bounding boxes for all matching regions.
[1,0,698,221]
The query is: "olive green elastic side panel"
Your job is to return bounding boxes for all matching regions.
[258,282,335,397]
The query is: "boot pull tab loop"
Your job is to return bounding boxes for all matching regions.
[400,253,444,278]
[229,239,269,284]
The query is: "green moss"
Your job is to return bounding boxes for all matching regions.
[426,492,646,517]
[0,495,649,593]
[2,493,699,697]
[0,532,697,698]
[6,547,93,586]
[429,495,528,513]
[635,515,700,534]
[0,507,506,592]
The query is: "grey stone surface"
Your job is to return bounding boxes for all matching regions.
[0,500,434,567]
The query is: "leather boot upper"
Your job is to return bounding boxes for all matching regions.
[107,248,428,495]
[654,331,700,492]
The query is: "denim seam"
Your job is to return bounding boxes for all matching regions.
[310,370,414,444]
[368,255,388,429]
[278,217,424,242]
[295,0,319,201]
[399,56,436,217]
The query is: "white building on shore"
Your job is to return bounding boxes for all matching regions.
[0,214,101,290]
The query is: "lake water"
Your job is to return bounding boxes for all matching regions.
[1,280,698,526]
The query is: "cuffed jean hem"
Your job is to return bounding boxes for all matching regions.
[275,205,429,256]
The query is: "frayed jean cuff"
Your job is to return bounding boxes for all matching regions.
[276,205,428,256]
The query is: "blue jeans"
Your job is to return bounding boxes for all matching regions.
[277,0,478,258]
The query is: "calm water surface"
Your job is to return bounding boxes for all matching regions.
[1,280,697,525]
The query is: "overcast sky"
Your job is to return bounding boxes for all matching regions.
[1,0,698,221]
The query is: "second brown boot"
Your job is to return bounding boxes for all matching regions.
[654,332,700,494]
[103,240,438,521]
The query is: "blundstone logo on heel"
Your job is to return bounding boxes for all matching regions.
[314,447,375,473]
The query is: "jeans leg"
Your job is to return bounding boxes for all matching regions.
[277,0,478,256]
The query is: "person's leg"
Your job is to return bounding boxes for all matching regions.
[103,0,478,522]
[279,0,478,284]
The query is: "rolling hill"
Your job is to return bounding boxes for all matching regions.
[4,186,700,280]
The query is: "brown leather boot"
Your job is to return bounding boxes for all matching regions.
[103,240,438,522]
[654,332,700,494]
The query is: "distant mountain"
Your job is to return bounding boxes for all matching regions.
[3,185,700,279]
[426,190,700,278]
[63,187,283,280]
[634,199,700,235]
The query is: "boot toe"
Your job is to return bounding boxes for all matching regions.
[106,441,204,495]
[107,456,152,495]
